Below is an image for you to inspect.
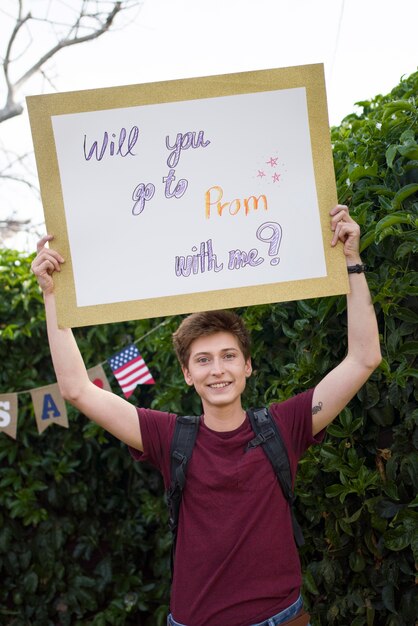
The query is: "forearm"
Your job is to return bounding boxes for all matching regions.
[311,260,381,435]
[346,258,382,370]
[43,291,91,402]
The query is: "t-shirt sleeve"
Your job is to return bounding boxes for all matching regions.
[269,387,325,464]
[128,408,177,486]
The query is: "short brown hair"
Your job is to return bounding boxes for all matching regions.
[172,310,251,368]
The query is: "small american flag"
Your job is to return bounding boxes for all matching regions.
[108,344,154,398]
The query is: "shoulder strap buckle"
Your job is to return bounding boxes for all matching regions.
[246,427,275,449]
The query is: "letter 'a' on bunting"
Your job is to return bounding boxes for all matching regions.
[30,384,69,434]
[108,344,155,398]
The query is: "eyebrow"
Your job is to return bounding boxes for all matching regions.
[192,347,239,357]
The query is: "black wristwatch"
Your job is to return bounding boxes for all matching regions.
[347,264,367,274]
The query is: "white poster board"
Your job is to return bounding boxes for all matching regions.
[27,64,348,327]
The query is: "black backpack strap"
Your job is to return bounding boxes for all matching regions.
[167,415,200,568]
[246,407,305,547]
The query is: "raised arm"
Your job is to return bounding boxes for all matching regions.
[311,206,382,436]
[31,236,143,450]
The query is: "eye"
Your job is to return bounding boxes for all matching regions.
[196,356,210,364]
[224,352,236,360]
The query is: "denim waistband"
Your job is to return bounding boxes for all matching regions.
[168,593,303,626]
[251,594,303,626]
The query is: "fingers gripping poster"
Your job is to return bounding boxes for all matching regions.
[27,64,348,328]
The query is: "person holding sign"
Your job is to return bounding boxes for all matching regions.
[31,205,381,626]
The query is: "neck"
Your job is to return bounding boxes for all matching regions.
[202,402,246,432]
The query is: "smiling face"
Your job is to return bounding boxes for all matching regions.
[182,331,252,413]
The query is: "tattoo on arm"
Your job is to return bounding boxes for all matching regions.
[312,401,323,415]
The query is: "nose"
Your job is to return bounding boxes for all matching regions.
[210,357,225,376]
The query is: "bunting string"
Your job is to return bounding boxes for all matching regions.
[0,317,172,440]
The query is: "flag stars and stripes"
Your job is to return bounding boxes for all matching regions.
[108,344,155,398]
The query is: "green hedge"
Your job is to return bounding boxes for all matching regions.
[0,71,417,625]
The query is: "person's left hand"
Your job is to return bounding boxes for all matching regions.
[330,204,361,264]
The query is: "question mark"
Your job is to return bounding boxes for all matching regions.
[256,222,282,266]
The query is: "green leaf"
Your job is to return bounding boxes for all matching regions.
[398,145,418,160]
[395,240,418,258]
[326,424,347,438]
[23,571,39,594]
[382,481,400,500]
[382,99,416,119]
[349,162,379,182]
[392,184,418,209]
[343,507,363,523]
[382,584,397,614]
[375,212,415,233]
[379,194,394,212]
[399,340,418,354]
[349,551,366,572]
[394,306,418,323]
[360,229,377,252]
[386,144,398,168]
[325,483,350,503]
[303,569,319,595]
[384,529,411,551]
[399,129,415,143]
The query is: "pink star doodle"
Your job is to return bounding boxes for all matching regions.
[266,157,278,167]
[272,172,281,183]
[257,170,266,178]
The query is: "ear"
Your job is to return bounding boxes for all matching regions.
[245,358,252,378]
[182,366,194,386]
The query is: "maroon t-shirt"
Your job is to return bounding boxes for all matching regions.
[129,388,323,626]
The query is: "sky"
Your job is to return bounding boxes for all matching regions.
[1,0,417,250]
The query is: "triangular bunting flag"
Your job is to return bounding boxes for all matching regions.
[0,393,18,439]
[31,384,69,434]
[108,344,155,398]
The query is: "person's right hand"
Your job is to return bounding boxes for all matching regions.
[31,235,65,295]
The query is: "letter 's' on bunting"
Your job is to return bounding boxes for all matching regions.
[108,345,155,398]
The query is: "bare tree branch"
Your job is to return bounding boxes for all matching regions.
[1,2,31,121]
[1,147,38,184]
[0,173,39,193]
[0,0,141,243]
[13,2,122,92]
[0,1,139,124]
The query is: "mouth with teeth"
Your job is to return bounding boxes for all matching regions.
[208,382,231,389]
